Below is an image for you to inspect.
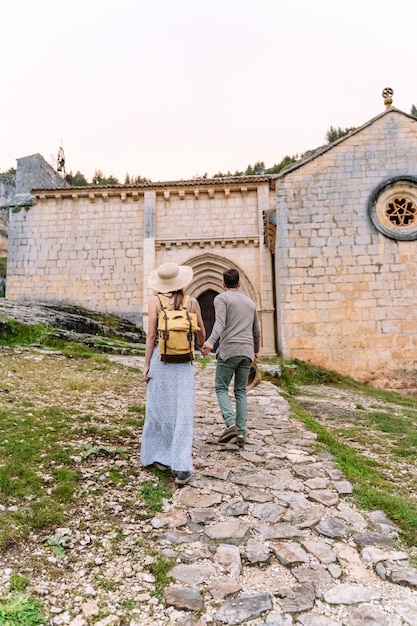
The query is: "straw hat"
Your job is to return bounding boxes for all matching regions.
[149,262,193,293]
[247,361,262,390]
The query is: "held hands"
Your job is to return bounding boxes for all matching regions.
[200,341,213,357]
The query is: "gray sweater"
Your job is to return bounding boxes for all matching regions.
[207,290,261,361]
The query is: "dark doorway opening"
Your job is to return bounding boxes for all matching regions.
[197,289,219,347]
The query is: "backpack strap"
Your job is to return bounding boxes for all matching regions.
[157,294,167,310]
[183,295,194,355]
[157,295,169,362]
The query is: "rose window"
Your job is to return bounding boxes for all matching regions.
[368,178,417,241]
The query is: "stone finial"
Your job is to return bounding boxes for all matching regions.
[382,87,394,108]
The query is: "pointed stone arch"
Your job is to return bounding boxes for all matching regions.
[182,252,259,307]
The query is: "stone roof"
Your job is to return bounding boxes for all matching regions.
[32,174,274,193]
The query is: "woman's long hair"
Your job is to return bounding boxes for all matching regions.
[159,289,184,309]
[172,289,185,309]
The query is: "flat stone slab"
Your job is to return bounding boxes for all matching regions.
[204,520,250,544]
[323,583,381,604]
[213,593,273,624]
[164,586,204,611]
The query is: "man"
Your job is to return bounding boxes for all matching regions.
[203,269,260,447]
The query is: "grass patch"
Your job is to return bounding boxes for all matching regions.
[261,357,343,395]
[138,472,172,513]
[9,572,29,593]
[80,445,128,460]
[0,321,49,346]
[0,317,142,359]
[147,552,175,600]
[363,409,417,460]
[0,257,6,279]
[262,356,417,408]
[289,399,417,546]
[126,404,146,427]
[262,355,417,545]
[0,345,146,549]
[108,468,125,485]
[0,594,46,625]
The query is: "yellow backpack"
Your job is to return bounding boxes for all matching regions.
[157,295,200,363]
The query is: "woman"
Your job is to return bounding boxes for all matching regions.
[140,262,206,485]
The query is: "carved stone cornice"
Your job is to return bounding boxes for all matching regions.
[34,189,144,202]
[155,236,260,250]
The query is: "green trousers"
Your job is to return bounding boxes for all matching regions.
[215,356,252,435]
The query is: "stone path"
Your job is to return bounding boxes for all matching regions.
[143,358,417,625]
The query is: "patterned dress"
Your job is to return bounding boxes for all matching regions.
[140,347,195,471]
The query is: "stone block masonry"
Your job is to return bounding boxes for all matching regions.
[6,107,417,382]
[6,177,276,355]
[274,109,417,382]
[7,192,144,326]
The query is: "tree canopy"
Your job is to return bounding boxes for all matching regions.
[325,126,357,143]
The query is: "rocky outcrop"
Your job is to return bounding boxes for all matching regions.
[0,299,146,350]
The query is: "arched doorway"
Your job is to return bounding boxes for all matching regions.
[197,289,218,340]
[183,252,262,350]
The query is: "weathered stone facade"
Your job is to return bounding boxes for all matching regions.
[6,172,276,355]
[0,174,15,256]
[4,105,417,382]
[272,107,417,382]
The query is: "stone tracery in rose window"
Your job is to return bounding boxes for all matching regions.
[368,177,417,241]
[385,196,417,227]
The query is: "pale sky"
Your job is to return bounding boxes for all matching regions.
[1,0,416,183]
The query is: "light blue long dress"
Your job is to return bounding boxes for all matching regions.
[140,347,195,472]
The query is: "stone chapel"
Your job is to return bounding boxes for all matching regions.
[3,95,417,384]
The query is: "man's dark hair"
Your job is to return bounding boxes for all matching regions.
[223,268,239,288]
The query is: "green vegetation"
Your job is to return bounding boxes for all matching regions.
[65,169,152,186]
[9,572,29,593]
[290,401,417,546]
[138,473,172,513]
[261,356,342,395]
[261,356,417,546]
[0,257,6,279]
[212,155,298,178]
[147,552,175,600]
[0,319,100,358]
[0,313,145,358]
[127,404,146,428]
[0,399,79,548]
[68,170,88,186]
[0,594,46,625]
[80,445,129,460]
[325,125,357,143]
[44,531,71,557]
[0,321,48,345]
[0,342,143,549]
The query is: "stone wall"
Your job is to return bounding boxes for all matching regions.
[15,154,67,194]
[0,156,67,258]
[0,175,15,256]
[273,108,417,382]
[0,208,8,257]
[7,191,144,325]
[6,178,276,354]
[145,180,275,354]
[7,107,417,380]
